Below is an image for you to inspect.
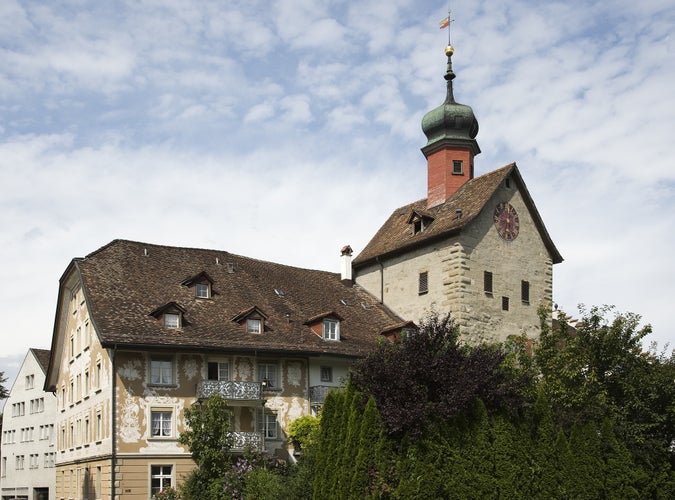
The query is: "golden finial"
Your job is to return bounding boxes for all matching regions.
[445,44,454,56]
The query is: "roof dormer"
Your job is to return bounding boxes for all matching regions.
[407,209,435,235]
[380,321,418,342]
[304,311,344,341]
[149,302,186,329]
[181,271,214,299]
[231,306,268,334]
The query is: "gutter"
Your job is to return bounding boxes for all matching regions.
[111,344,117,500]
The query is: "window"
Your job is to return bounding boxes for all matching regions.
[452,160,463,175]
[85,417,90,443]
[84,370,90,397]
[25,374,34,389]
[29,454,39,469]
[150,358,173,385]
[320,366,333,382]
[207,362,229,381]
[151,411,173,438]
[16,455,25,470]
[257,411,278,439]
[95,360,102,390]
[418,271,429,295]
[521,280,530,305]
[195,283,210,298]
[150,465,173,496]
[502,296,509,311]
[258,363,278,389]
[484,271,493,295]
[247,318,262,334]
[322,319,340,341]
[164,313,180,329]
[96,413,102,441]
[1,457,6,477]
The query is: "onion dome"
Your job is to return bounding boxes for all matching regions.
[421,45,480,154]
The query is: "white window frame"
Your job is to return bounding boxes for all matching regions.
[150,410,173,438]
[164,313,180,329]
[257,411,278,440]
[150,464,174,497]
[195,283,210,299]
[247,318,262,334]
[207,361,229,381]
[258,363,278,389]
[150,357,174,386]
[322,319,340,341]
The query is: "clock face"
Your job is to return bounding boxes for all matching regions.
[494,202,520,241]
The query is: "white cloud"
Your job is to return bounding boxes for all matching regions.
[0,0,673,371]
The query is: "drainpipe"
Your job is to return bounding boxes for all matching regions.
[111,345,117,500]
[375,257,384,304]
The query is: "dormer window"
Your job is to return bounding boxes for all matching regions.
[323,319,340,341]
[407,209,435,235]
[164,313,180,329]
[195,283,210,299]
[181,272,213,299]
[232,307,268,334]
[247,318,262,334]
[149,302,186,330]
[304,311,343,341]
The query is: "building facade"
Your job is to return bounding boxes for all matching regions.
[44,240,405,499]
[1,349,56,500]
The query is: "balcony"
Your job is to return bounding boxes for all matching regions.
[309,385,335,406]
[228,431,263,452]
[197,380,262,401]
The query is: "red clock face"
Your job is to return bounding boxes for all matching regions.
[494,202,520,241]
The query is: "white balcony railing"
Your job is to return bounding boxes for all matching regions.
[197,380,262,401]
[228,431,263,452]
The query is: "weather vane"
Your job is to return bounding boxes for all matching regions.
[439,9,455,45]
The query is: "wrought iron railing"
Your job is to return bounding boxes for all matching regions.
[197,380,262,400]
[228,431,263,452]
[309,385,335,405]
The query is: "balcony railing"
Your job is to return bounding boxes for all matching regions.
[309,385,335,405]
[197,380,262,401]
[228,431,263,452]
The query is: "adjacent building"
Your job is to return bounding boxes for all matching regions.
[1,348,56,500]
[43,241,405,499]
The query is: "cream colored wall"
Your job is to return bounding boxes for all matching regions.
[355,181,553,344]
[55,281,114,500]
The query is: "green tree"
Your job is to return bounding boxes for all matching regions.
[536,305,674,468]
[0,371,8,400]
[178,394,233,499]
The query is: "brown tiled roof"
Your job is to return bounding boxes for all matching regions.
[75,240,403,358]
[353,163,563,267]
[31,348,51,374]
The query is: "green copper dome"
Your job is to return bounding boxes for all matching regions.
[421,45,479,151]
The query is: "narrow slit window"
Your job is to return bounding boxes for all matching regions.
[418,271,428,295]
[502,296,509,311]
[521,280,530,305]
[484,271,493,295]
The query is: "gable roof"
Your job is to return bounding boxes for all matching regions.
[353,163,563,267]
[56,239,403,359]
[30,348,51,374]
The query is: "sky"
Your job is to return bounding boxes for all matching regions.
[1,0,674,401]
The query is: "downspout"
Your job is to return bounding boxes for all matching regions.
[111,344,117,500]
[375,257,384,304]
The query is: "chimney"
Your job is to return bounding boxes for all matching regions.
[340,245,353,283]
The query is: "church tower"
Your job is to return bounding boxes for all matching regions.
[421,44,480,208]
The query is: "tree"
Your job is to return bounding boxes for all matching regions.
[178,394,233,499]
[0,371,8,400]
[351,313,525,436]
[535,305,675,466]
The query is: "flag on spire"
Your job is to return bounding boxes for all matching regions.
[439,16,450,29]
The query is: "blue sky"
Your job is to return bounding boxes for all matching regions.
[1,0,674,398]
